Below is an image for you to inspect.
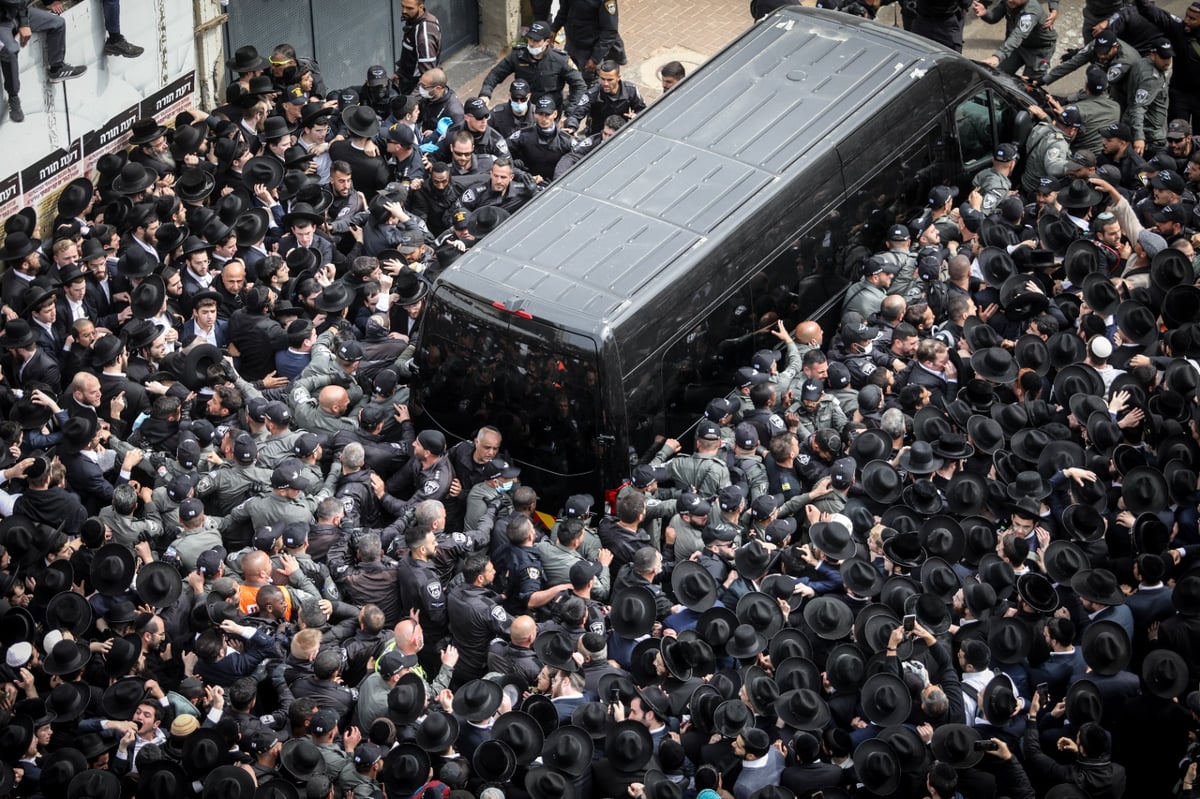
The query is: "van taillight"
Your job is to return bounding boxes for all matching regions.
[491,301,533,320]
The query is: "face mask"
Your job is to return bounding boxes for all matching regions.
[498,480,514,492]
[527,45,545,56]
[418,86,434,100]
[510,100,528,115]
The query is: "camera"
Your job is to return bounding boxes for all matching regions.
[973,740,999,752]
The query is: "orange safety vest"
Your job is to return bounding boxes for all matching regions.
[237,582,294,619]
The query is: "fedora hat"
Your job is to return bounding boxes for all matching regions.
[102,635,141,678]
[978,246,1016,288]
[931,723,983,768]
[226,44,268,72]
[696,605,739,650]
[129,117,168,145]
[773,656,820,693]
[610,586,657,639]
[1016,572,1059,613]
[1043,540,1088,585]
[964,317,1002,351]
[1013,333,1050,376]
[181,343,224,392]
[467,205,511,238]
[0,717,34,766]
[1143,649,1188,699]
[860,673,911,727]
[413,711,459,753]
[1116,300,1158,346]
[1071,568,1124,606]
[945,472,987,517]
[202,765,255,799]
[130,275,166,321]
[136,561,183,608]
[1039,439,1085,479]
[243,156,285,192]
[260,115,296,142]
[526,767,575,799]
[44,640,91,675]
[853,603,901,654]
[113,163,155,195]
[850,427,892,467]
[736,591,784,639]
[157,222,189,255]
[1122,466,1168,515]
[920,515,965,563]
[733,539,772,580]
[1172,575,1200,617]
[901,479,943,516]
[1006,469,1050,502]
[182,728,232,778]
[392,269,430,306]
[1054,364,1105,406]
[878,574,920,617]
[1047,330,1088,370]
[878,724,930,775]
[1081,272,1120,316]
[1151,246,1191,291]
[897,440,942,475]
[967,414,1005,455]
[470,739,518,782]
[57,177,94,218]
[1064,678,1103,726]
[932,431,974,460]
[660,636,700,681]
[802,595,853,640]
[48,681,89,722]
[825,642,866,692]
[385,672,426,724]
[987,617,1033,665]
[724,623,767,659]
[999,275,1050,320]
[10,396,52,431]
[533,630,580,673]
[234,208,270,244]
[775,688,830,731]
[919,556,961,601]
[382,743,432,794]
[0,231,40,262]
[671,560,718,612]
[0,319,36,349]
[101,676,147,720]
[175,168,216,203]
[123,318,165,352]
[314,281,354,313]
[1057,178,1102,209]
[713,698,754,739]
[280,201,325,229]
[840,557,883,598]
[542,726,593,777]
[881,530,926,569]
[141,761,191,799]
[342,105,381,138]
[1063,238,1102,284]
[1163,285,1200,327]
[766,628,811,666]
[570,701,609,739]
[451,678,503,722]
[493,710,545,765]
[1081,619,1131,676]
[860,460,902,504]
[855,738,901,796]
[67,769,121,799]
[809,520,857,561]
[1133,512,1170,554]
[0,606,35,646]
[46,591,92,637]
[945,398,975,429]
[605,720,653,770]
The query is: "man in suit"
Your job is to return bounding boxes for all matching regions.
[54,263,100,342]
[1028,617,1085,702]
[57,416,142,517]
[1,319,62,394]
[182,291,228,347]
[903,338,959,410]
[179,237,216,305]
[22,283,65,358]
[0,233,45,310]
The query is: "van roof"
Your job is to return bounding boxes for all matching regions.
[438,7,959,334]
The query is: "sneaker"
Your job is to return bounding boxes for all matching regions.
[8,97,23,123]
[47,64,86,82]
[104,38,144,57]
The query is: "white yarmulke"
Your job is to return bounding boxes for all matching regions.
[43,629,64,653]
[6,641,32,668]
[1090,336,1113,359]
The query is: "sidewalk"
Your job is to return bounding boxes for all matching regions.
[444,0,751,104]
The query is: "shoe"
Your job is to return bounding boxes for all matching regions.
[104,38,144,57]
[8,97,23,123]
[47,64,86,82]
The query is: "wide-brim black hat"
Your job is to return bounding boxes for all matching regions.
[280,202,325,230]
[130,276,166,321]
[855,738,901,795]
[773,655,819,694]
[136,561,183,608]
[605,720,653,770]
[913,407,952,444]
[0,606,35,646]
[525,767,576,799]
[971,346,1020,384]
[101,676,147,720]
[610,586,657,639]
[452,678,503,722]
[493,710,545,765]
[978,246,1016,288]
[542,726,593,777]
[853,603,901,654]
[840,557,884,597]
[1071,567,1125,607]
[860,673,912,727]
[46,591,93,637]
[381,743,432,794]
[103,635,141,678]
[931,723,983,768]
[775,687,830,731]
[1081,619,1131,676]
[987,617,1033,665]
[0,231,41,262]
[1081,272,1120,316]
[67,769,121,799]
[850,428,893,467]
[1151,248,1192,292]
[861,459,902,504]
[1122,465,1168,515]
[91,542,136,596]
[999,274,1050,321]
[181,343,224,392]
[413,710,459,753]
[1053,364,1105,406]
[920,556,962,601]
[1116,300,1158,346]
[202,765,255,799]
[392,269,430,307]
[881,530,926,569]
[1064,678,1103,726]
[724,623,767,659]
[176,169,216,204]
[696,605,739,651]
[1016,572,1059,613]
[533,629,580,673]
[385,671,426,724]
[1063,239,1102,285]
[733,539,772,580]
[1163,285,1200,327]
[966,414,1005,455]
[920,514,966,564]
[44,640,92,675]
[112,163,155,195]
[671,560,718,612]
[0,319,37,350]
[802,595,853,640]
[897,441,942,475]
[736,590,784,639]
[242,156,285,192]
[47,681,89,721]
[342,105,381,138]
[314,282,354,313]
[1143,649,1189,699]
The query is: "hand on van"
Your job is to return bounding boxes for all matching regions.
[770,320,793,342]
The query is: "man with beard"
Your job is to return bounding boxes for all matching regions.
[447,551,512,687]
[409,162,460,236]
[394,0,441,95]
[128,118,177,177]
[213,260,248,320]
[328,161,368,247]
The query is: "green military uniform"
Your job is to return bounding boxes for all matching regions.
[879,249,922,305]
[651,446,730,500]
[257,430,302,469]
[1124,56,1171,152]
[842,279,887,320]
[1022,119,1071,195]
[222,488,331,543]
[536,538,612,601]
[168,521,224,570]
[296,331,366,405]
[667,514,709,563]
[730,453,770,502]
[99,507,163,549]
[1072,92,1121,155]
[793,396,848,439]
[973,167,1011,215]
[982,0,1056,80]
[196,461,273,517]
[289,385,360,436]
[1044,38,1140,105]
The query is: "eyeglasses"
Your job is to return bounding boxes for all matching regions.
[451,150,473,157]
[1168,137,1185,143]
[269,58,294,66]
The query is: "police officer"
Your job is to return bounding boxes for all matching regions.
[1071,66,1122,157]
[974,0,1056,81]
[394,0,441,95]
[876,223,922,304]
[508,96,577,183]
[1098,122,1147,190]
[651,419,733,500]
[385,429,454,510]
[536,518,614,601]
[221,459,332,550]
[835,320,880,390]
[796,428,842,487]
[1022,105,1082,195]
[563,60,645,136]
[395,523,449,675]
[456,157,539,217]
[972,142,1020,215]
[499,515,569,616]
[729,423,770,502]
[552,0,627,78]
[696,524,737,585]
[479,21,587,111]
[666,492,713,563]
[842,255,897,319]
[1039,28,1138,105]
[489,79,535,139]
[793,379,848,438]
[436,97,511,162]
[911,0,972,53]
[446,551,512,686]
[1124,39,1173,156]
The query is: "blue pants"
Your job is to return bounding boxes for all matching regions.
[102,0,121,35]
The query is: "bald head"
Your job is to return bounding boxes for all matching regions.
[794,320,822,347]
[319,385,350,414]
[511,615,536,646]
[242,551,270,581]
[221,261,247,294]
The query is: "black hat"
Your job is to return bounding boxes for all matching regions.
[802,595,853,640]
[47,681,90,721]
[413,711,459,753]
[1122,466,1168,515]
[101,676,148,720]
[1143,649,1189,699]
[920,556,961,601]
[113,162,156,195]
[379,743,431,795]
[978,247,1016,288]
[861,460,902,504]
[342,105,381,137]
[733,539,771,580]
[775,688,831,731]
[1116,300,1158,346]
[854,738,901,796]
[1041,540,1087,586]
[671,560,718,612]
[136,561,183,607]
[860,673,912,727]
[1016,572,1059,613]
[102,635,141,678]
[850,427,893,466]
[542,725,594,777]
[227,44,268,72]
[451,678,503,722]
[713,698,754,739]
[724,623,767,659]
[931,723,983,768]
[736,590,784,639]
[971,347,1020,384]
[0,319,36,349]
[605,720,654,770]
[882,530,926,569]
[467,205,511,238]
[0,232,41,262]
[840,557,883,597]
[898,441,942,475]
[526,767,576,799]
[696,606,739,650]
[1071,568,1124,607]
[1081,619,1131,676]
[987,617,1033,665]
[67,769,121,799]
[46,591,93,637]
[610,586,657,638]
[493,710,545,765]
[44,639,92,675]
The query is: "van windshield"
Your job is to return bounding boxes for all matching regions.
[416,288,602,482]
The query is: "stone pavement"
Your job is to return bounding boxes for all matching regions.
[443,0,1191,108]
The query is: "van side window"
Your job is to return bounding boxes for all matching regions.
[956,90,995,168]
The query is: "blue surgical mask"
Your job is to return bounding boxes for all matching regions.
[527,45,545,57]
[510,100,529,115]
[498,480,514,492]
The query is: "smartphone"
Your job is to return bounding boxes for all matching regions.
[1036,682,1049,703]
[609,686,621,705]
[903,614,916,632]
[973,740,999,751]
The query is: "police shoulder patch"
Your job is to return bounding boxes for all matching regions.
[1135,88,1150,105]
[526,567,540,580]
[1107,65,1123,81]
[451,532,467,545]
[605,0,617,14]
[423,479,441,495]
[427,582,442,599]
[860,362,876,375]
[1018,13,1034,32]
[797,453,811,465]
[491,605,508,622]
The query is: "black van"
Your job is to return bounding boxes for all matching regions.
[414,7,1036,504]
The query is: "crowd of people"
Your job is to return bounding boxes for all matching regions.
[0,0,1198,798]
